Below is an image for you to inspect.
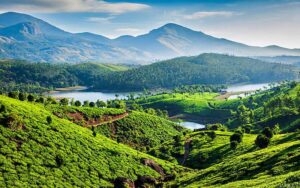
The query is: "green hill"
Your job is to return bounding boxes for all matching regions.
[94,53,297,91]
[0,60,129,93]
[0,95,181,187]
[172,131,300,187]
[96,111,184,151]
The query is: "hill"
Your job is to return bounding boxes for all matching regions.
[0,95,182,187]
[1,12,300,64]
[94,53,297,91]
[0,60,129,93]
[171,131,300,187]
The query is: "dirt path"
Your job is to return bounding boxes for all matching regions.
[86,112,129,128]
[181,139,192,165]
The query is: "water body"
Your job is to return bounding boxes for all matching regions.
[180,121,205,130]
[226,83,272,99]
[226,83,271,92]
[48,83,273,102]
[48,91,138,102]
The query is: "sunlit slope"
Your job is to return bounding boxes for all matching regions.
[0,96,181,187]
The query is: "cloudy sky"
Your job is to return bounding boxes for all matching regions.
[0,0,300,48]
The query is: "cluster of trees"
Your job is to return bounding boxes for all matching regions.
[3,91,57,104]
[129,103,169,119]
[94,54,297,91]
[0,60,121,93]
[173,84,227,94]
[58,98,127,110]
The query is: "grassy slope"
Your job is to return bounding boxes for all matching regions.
[96,111,184,150]
[134,92,237,123]
[0,96,182,187]
[173,131,300,187]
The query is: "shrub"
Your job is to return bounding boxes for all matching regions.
[89,102,95,107]
[230,141,238,150]
[18,92,27,101]
[60,98,69,106]
[0,104,6,113]
[46,116,52,125]
[262,127,273,138]
[199,152,209,162]
[255,134,270,148]
[8,91,19,99]
[27,94,35,102]
[55,154,64,167]
[230,133,243,143]
[74,100,81,107]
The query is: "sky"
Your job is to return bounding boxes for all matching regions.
[0,0,300,48]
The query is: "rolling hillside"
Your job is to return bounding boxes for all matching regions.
[94,53,297,91]
[0,95,182,187]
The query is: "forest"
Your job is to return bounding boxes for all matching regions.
[0,53,298,93]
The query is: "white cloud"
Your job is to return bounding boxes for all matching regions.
[184,11,236,20]
[0,0,150,14]
[87,16,114,23]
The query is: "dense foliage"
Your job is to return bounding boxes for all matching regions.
[94,54,297,91]
[0,60,128,93]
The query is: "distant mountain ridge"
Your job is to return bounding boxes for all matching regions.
[0,12,300,64]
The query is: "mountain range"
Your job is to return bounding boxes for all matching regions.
[1,12,300,64]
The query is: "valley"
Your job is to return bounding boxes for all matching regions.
[1,5,300,188]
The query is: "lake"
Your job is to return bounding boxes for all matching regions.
[179,121,205,130]
[48,91,138,102]
[226,83,272,99]
[48,83,273,102]
[226,83,270,92]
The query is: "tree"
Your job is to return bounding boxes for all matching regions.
[230,133,243,143]
[83,100,89,107]
[18,92,27,101]
[46,116,52,125]
[89,102,95,107]
[255,134,270,148]
[8,91,19,99]
[262,127,273,138]
[60,98,69,106]
[74,100,81,107]
[96,100,107,108]
[27,94,35,102]
[230,141,238,150]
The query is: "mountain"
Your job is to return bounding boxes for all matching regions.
[1,12,300,64]
[93,53,298,91]
[0,12,147,64]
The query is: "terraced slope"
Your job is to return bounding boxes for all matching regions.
[0,96,182,187]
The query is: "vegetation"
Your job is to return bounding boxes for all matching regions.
[0,60,129,93]
[0,95,182,187]
[94,54,297,91]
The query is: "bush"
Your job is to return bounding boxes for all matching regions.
[46,116,52,125]
[74,100,81,107]
[199,152,209,162]
[18,92,27,101]
[8,91,19,99]
[230,141,238,150]
[262,127,274,138]
[60,98,69,106]
[255,134,270,148]
[89,102,95,107]
[230,133,243,143]
[27,94,35,102]
[207,123,226,131]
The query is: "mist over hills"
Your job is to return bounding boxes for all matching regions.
[1,12,300,64]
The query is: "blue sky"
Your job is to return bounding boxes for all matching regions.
[0,0,300,48]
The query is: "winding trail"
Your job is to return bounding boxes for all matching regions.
[181,139,192,165]
[86,112,129,128]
